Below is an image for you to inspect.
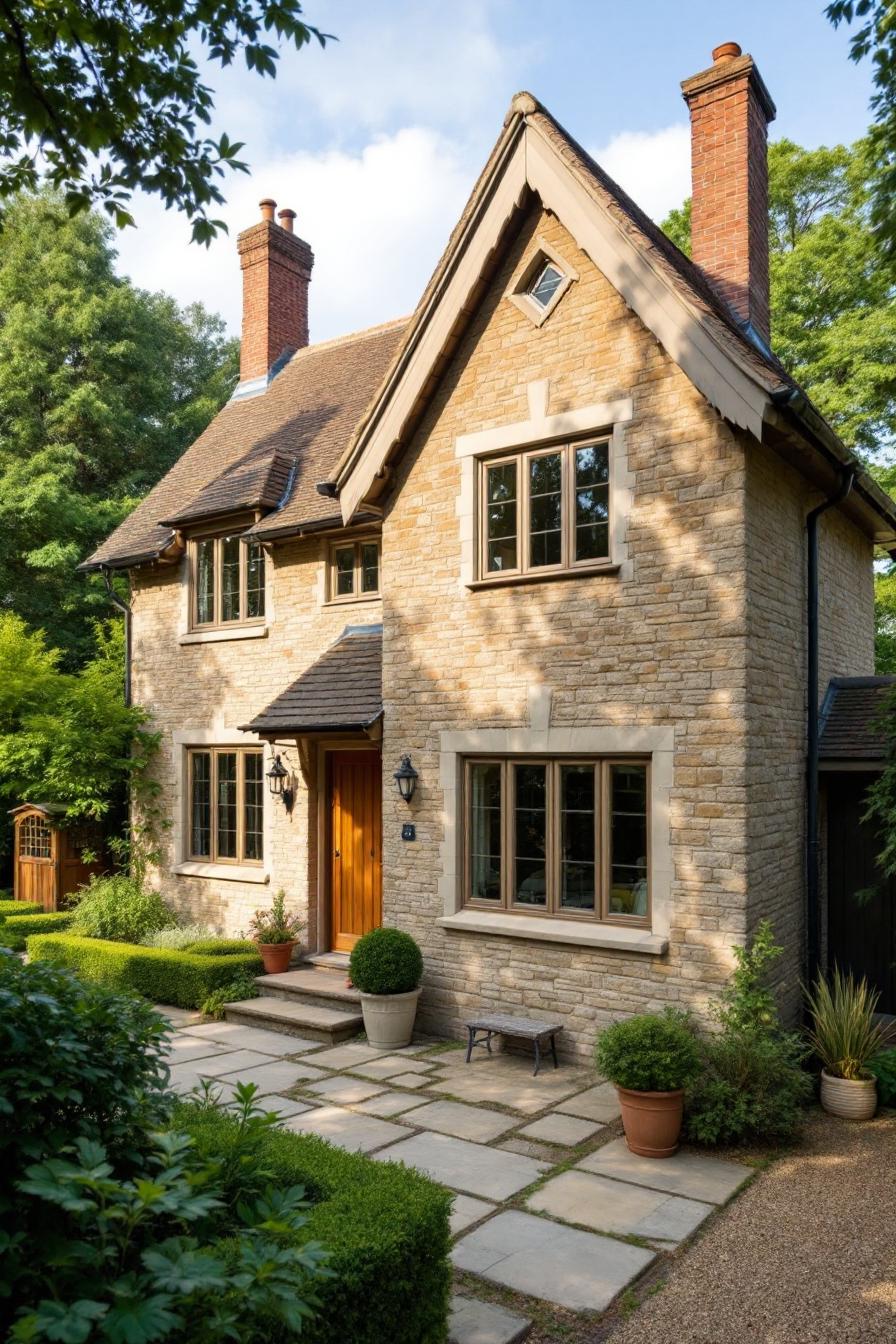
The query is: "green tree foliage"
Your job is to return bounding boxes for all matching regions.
[826,1,896,260]
[0,192,238,665]
[0,613,157,845]
[0,1,329,242]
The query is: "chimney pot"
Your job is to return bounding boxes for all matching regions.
[259,198,277,222]
[278,208,296,234]
[712,41,742,63]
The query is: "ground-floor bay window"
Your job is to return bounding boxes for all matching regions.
[464,757,649,925]
[187,746,264,864]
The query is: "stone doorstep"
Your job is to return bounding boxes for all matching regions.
[448,1294,532,1344]
[223,995,363,1045]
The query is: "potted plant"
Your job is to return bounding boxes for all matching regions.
[804,967,886,1120]
[595,1010,701,1158]
[349,927,423,1049]
[248,890,305,974]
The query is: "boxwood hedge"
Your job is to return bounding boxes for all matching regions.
[184,938,259,956]
[26,934,263,1009]
[0,900,44,919]
[180,1103,452,1344]
[0,912,73,950]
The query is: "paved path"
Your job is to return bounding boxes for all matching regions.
[158,1009,753,1342]
[606,1111,896,1344]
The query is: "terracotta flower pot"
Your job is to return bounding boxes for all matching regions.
[617,1085,685,1158]
[820,1068,877,1120]
[256,940,297,974]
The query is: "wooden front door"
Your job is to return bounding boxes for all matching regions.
[329,750,382,951]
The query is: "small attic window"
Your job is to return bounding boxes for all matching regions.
[506,239,578,328]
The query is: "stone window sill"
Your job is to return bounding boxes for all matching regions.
[437,909,668,955]
[322,593,382,608]
[179,626,268,646]
[174,861,270,884]
[467,564,621,592]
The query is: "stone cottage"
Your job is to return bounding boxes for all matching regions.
[84,43,896,1055]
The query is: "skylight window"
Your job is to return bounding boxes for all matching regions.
[528,261,564,309]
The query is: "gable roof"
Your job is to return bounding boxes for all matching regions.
[333,93,896,548]
[82,318,407,571]
[819,676,896,766]
[242,626,383,737]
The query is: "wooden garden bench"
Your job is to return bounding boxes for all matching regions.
[464,1013,563,1076]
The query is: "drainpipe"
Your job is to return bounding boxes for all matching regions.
[805,467,855,986]
[101,567,132,707]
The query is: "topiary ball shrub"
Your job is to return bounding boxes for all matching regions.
[595,1009,701,1093]
[349,928,423,996]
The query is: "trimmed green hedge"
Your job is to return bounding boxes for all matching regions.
[181,1104,452,1344]
[184,938,259,957]
[0,912,73,950]
[0,900,43,919]
[26,934,263,1009]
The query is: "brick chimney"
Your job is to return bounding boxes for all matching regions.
[681,43,776,346]
[236,199,314,386]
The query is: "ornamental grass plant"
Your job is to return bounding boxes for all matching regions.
[804,966,887,1080]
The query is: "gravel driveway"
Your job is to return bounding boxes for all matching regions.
[606,1110,896,1344]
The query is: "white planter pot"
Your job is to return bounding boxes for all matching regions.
[820,1068,877,1121]
[359,988,421,1049]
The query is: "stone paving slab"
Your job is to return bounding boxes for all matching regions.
[517,1114,603,1146]
[452,1210,654,1312]
[307,1075,386,1104]
[448,1294,531,1344]
[556,1083,621,1123]
[350,1055,434,1079]
[577,1138,751,1204]
[282,1105,407,1154]
[374,1132,548,1201]
[167,1064,209,1096]
[304,1042,391,1069]
[389,1071,433,1089]
[528,1169,714,1244]
[409,1100,517,1143]
[430,1068,584,1114]
[154,1004,202,1028]
[181,1021,321,1054]
[212,1058,327,1094]
[450,1194,497,1236]
[351,1091,430,1118]
[499,1137,564,1164]
[165,1035,234,1065]
[193,1049,277,1078]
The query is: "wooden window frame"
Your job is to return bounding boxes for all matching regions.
[327,535,381,603]
[189,534,266,631]
[187,746,264,866]
[478,437,611,582]
[462,756,650,928]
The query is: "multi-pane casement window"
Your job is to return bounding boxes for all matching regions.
[191,535,266,629]
[328,537,380,601]
[188,748,264,864]
[480,439,610,579]
[464,758,649,924]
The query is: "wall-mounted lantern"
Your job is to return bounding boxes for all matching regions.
[393,754,418,805]
[266,752,295,814]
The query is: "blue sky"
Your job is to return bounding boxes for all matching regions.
[115,0,874,342]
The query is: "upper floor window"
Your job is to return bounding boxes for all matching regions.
[187,747,263,864]
[506,241,577,327]
[191,535,265,629]
[328,537,380,602]
[480,439,609,579]
[528,261,564,309]
[465,757,649,925]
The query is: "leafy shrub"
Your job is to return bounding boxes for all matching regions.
[141,922,214,950]
[685,921,811,1147]
[869,1049,896,1106]
[7,1083,329,1344]
[349,927,423,996]
[0,910,72,950]
[27,933,263,1009]
[201,973,261,1020]
[0,900,42,919]
[804,966,887,1079]
[595,1009,701,1092]
[249,889,305,945]
[182,1101,452,1344]
[188,937,259,956]
[70,873,176,943]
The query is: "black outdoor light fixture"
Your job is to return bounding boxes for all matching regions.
[266,753,295,814]
[393,754,418,804]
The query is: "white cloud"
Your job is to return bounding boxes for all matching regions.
[114,127,477,341]
[590,123,691,222]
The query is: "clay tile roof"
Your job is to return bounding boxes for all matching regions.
[158,448,295,528]
[243,627,383,736]
[83,318,408,570]
[819,677,896,763]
